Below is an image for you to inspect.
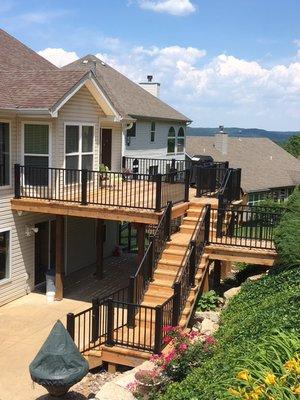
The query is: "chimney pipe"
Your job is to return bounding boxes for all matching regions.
[139,75,160,98]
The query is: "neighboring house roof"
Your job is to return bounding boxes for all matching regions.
[186,136,300,193]
[63,55,190,122]
[0,28,57,71]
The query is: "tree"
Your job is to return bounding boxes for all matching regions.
[281,134,300,158]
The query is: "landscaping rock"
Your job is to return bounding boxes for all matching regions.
[247,273,265,282]
[224,286,241,300]
[95,381,135,400]
[200,318,219,335]
[195,311,220,324]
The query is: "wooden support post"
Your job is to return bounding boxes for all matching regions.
[95,219,104,279]
[55,215,64,301]
[202,269,210,293]
[136,223,146,266]
[107,363,117,374]
[221,261,232,280]
[213,260,222,289]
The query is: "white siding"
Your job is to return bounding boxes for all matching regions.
[123,120,186,160]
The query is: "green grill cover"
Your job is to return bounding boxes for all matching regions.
[29,320,89,389]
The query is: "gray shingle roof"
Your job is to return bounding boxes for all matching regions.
[186,136,300,193]
[63,55,190,122]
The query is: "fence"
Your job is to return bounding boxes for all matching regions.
[122,156,190,176]
[14,164,189,211]
[195,163,229,196]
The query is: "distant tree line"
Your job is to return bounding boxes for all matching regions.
[281,134,300,158]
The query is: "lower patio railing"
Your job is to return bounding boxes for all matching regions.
[14,164,189,211]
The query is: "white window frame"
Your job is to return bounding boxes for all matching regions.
[64,122,95,171]
[167,126,176,155]
[0,227,11,285]
[176,126,185,154]
[150,121,156,143]
[0,120,11,189]
[21,121,52,167]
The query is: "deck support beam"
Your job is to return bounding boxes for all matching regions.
[136,223,146,266]
[213,260,222,288]
[55,215,64,301]
[221,260,232,280]
[95,219,104,279]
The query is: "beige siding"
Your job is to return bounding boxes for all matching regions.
[56,85,105,169]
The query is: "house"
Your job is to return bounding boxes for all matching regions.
[186,127,300,204]
[0,28,190,306]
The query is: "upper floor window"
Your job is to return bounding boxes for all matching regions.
[167,127,176,154]
[0,229,10,282]
[0,122,9,186]
[127,123,136,138]
[65,124,94,172]
[177,127,185,153]
[150,122,155,142]
[24,123,49,186]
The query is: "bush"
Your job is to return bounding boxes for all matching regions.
[159,265,300,400]
[196,290,219,311]
[274,186,300,266]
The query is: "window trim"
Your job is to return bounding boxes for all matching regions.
[150,121,156,143]
[64,122,96,171]
[167,126,176,155]
[177,126,185,154]
[0,227,12,285]
[0,120,11,190]
[21,121,52,167]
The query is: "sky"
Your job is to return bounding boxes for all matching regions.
[1,0,300,130]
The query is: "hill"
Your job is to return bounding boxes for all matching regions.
[187,127,299,142]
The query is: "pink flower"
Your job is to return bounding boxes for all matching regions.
[162,325,173,332]
[164,349,176,363]
[163,336,172,344]
[179,343,188,352]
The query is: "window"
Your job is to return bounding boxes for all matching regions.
[127,123,136,137]
[0,122,10,186]
[0,229,10,282]
[167,127,176,154]
[177,127,185,153]
[150,122,155,142]
[65,124,94,183]
[24,124,49,186]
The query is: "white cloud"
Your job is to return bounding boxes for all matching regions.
[38,41,300,130]
[138,0,196,16]
[38,48,79,67]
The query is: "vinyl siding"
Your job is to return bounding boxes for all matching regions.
[123,120,186,160]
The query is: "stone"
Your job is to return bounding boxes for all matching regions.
[95,381,135,400]
[195,311,220,324]
[223,286,241,300]
[247,274,264,282]
[200,318,219,335]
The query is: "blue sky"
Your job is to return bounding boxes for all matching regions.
[1,0,300,130]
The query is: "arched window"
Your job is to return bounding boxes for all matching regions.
[177,127,185,153]
[167,127,176,154]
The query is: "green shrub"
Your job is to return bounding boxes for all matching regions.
[159,265,300,400]
[196,290,219,311]
[274,186,300,266]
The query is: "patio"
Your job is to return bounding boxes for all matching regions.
[0,254,137,399]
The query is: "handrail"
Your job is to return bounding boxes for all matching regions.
[129,201,172,308]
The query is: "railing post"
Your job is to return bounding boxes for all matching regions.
[154,305,163,353]
[165,201,172,241]
[91,297,100,342]
[148,238,155,281]
[122,156,126,169]
[184,169,190,202]
[236,168,242,200]
[14,164,21,199]
[81,169,88,205]
[205,204,211,244]
[106,298,115,346]
[189,242,196,287]
[195,166,202,198]
[155,174,162,211]
[170,158,176,184]
[66,313,75,340]
[127,277,135,328]
[172,282,181,326]
[216,195,224,238]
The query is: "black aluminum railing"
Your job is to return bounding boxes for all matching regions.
[195,162,229,196]
[14,164,189,211]
[128,201,172,310]
[211,205,284,249]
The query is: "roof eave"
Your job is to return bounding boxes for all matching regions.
[129,114,191,123]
